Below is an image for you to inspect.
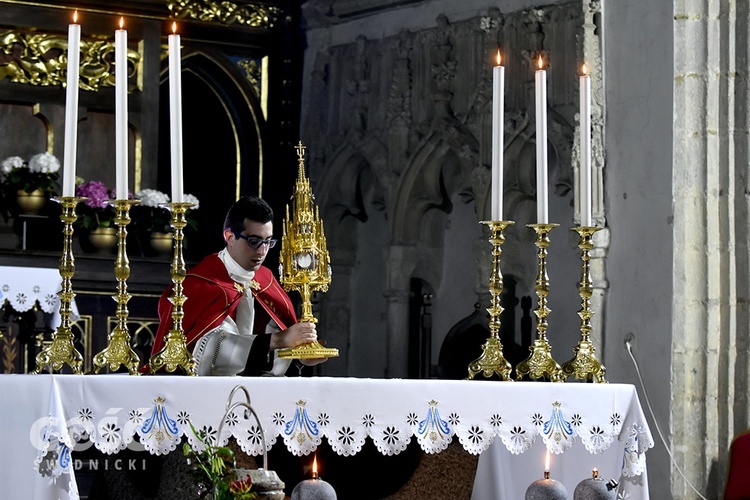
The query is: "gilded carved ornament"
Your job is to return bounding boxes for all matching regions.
[167,0,284,28]
[237,58,261,97]
[0,30,141,91]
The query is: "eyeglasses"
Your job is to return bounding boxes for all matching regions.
[232,232,278,249]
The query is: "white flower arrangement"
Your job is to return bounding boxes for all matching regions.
[183,193,200,210]
[132,189,200,236]
[27,152,61,174]
[1,156,24,175]
[135,189,200,210]
[0,152,60,194]
[135,188,170,207]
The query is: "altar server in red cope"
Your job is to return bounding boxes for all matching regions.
[150,196,327,375]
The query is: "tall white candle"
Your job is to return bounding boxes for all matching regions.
[579,64,592,227]
[168,22,184,203]
[534,56,549,224]
[62,11,80,198]
[491,50,504,221]
[115,18,128,200]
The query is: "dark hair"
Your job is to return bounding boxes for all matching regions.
[223,196,273,233]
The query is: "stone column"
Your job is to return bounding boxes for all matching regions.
[673,0,750,496]
[384,245,417,378]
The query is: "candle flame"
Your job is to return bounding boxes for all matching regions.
[537,55,544,70]
[544,449,550,473]
[73,10,78,23]
[582,63,588,76]
[119,17,124,29]
[496,50,502,66]
[172,21,177,34]
[312,454,319,479]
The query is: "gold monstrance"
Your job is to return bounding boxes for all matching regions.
[277,142,339,359]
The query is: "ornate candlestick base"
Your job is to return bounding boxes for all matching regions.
[467,220,514,381]
[516,223,563,382]
[32,196,85,374]
[149,202,197,375]
[93,199,141,375]
[561,226,607,383]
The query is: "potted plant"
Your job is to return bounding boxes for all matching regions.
[0,152,60,217]
[131,188,199,255]
[74,180,118,253]
[184,422,259,500]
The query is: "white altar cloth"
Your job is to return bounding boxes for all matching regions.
[0,266,79,328]
[0,375,653,499]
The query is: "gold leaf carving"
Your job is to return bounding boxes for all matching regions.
[237,58,261,97]
[0,30,141,91]
[167,0,284,29]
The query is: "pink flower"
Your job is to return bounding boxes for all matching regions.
[76,181,112,208]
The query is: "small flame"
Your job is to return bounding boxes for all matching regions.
[496,50,502,66]
[119,17,124,30]
[172,21,177,34]
[592,468,599,479]
[544,450,550,473]
[73,10,78,23]
[582,63,588,76]
[312,454,319,479]
[537,55,544,70]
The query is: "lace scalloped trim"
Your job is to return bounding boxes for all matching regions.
[33,395,653,481]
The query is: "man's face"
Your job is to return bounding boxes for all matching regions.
[225,219,274,272]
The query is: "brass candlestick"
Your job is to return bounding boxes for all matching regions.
[93,199,141,374]
[516,223,564,382]
[278,141,338,359]
[148,202,198,375]
[561,226,607,382]
[32,196,84,374]
[467,220,514,381]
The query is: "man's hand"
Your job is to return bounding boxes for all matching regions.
[300,357,327,366]
[270,322,317,350]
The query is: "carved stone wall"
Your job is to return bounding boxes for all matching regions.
[301,1,604,379]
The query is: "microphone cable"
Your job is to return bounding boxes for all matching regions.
[624,334,708,500]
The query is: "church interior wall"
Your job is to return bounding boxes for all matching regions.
[3,0,744,497]
[302,1,591,377]
[602,0,674,498]
[298,0,689,497]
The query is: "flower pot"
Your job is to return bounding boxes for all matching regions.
[87,227,117,253]
[16,189,47,215]
[149,231,173,255]
[235,468,286,500]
